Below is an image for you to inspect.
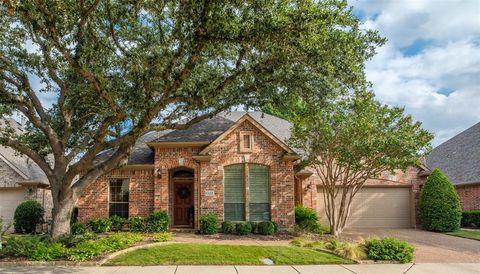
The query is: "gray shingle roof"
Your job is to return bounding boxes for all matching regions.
[96,111,294,165]
[0,118,48,183]
[426,122,480,185]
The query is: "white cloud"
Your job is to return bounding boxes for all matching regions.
[350,0,480,146]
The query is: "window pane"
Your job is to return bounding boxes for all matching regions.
[224,203,245,221]
[224,165,245,221]
[109,203,128,218]
[109,179,129,218]
[243,134,251,148]
[249,203,271,221]
[249,164,270,221]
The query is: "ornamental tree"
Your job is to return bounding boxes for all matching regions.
[0,0,383,237]
[289,91,432,236]
[419,168,462,232]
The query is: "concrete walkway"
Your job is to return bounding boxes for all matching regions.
[1,264,479,274]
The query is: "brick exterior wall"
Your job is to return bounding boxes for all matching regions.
[78,169,154,223]
[455,184,480,211]
[296,166,425,227]
[78,119,296,229]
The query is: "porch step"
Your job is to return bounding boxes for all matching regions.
[170,227,196,233]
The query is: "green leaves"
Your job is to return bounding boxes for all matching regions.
[290,90,433,177]
[419,169,462,232]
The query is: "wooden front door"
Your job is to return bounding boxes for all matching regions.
[173,178,194,227]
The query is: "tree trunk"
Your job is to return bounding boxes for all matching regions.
[50,199,75,238]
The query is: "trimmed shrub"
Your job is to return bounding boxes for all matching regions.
[88,218,112,233]
[31,242,66,261]
[71,223,88,235]
[272,221,279,233]
[13,200,44,234]
[249,222,258,234]
[235,222,252,235]
[257,221,275,235]
[419,169,462,232]
[153,232,173,242]
[365,237,414,263]
[109,215,127,231]
[146,211,170,232]
[294,206,322,233]
[128,217,146,232]
[461,210,480,228]
[199,213,218,234]
[222,221,236,234]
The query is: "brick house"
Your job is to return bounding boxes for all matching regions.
[425,122,480,211]
[0,119,52,229]
[78,112,426,230]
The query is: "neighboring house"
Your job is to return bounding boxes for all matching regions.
[78,112,424,230]
[425,122,480,211]
[0,119,52,227]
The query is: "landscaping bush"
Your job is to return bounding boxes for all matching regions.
[13,200,44,234]
[146,211,169,232]
[153,232,173,242]
[88,218,112,233]
[235,222,252,235]
[1,235,47,257]
[257,221,275,235]
[31,242,66,261]
[419,169,462,232]
[199,213,218,234]
[249,222,259,234]
[222,221,236,234]
[294,206,323,233]
[71,223,88,235]
[461,210,480,228]
[272,221,279,233]
[57,232,96,248]
[109,215,127,231]
[365,237,414,263]
[68,232,143,261]
[128,217,146,232]
[335,242,367,260]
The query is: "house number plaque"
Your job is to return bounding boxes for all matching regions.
[205,190,215,197]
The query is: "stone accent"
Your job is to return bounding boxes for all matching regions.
[0,158,24,188]
[455,184,480,211]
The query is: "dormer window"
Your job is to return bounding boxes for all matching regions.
[239,131,253,153]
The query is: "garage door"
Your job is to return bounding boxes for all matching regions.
[0,188,25,226]
[317,187,412,228]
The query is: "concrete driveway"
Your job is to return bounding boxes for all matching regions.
[343,228,480,263]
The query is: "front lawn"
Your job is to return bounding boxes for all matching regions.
[446,229,480,241]
[105,243,352,265]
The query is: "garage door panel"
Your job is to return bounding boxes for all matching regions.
[0,188,25,225]
[317,187,411,228]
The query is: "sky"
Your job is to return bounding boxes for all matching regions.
[349,0,480,147]
[24,0,480,147]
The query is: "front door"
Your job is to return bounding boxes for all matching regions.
[173,179,194,227]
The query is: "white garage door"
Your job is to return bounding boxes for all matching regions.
[317,187,412,228]
[0,188,25,226]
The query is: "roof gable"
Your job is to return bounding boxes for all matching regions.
[426,122,480,185]
[199,113,295,155]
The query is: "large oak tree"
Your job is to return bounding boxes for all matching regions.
[0,0,383,237]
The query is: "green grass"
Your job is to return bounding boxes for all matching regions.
[446,229,480,241]
[105,243,352,265]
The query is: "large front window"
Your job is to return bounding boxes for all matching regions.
[223,164,270,221]
[109,179,129,218]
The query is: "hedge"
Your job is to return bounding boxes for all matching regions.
[461,210,480,228]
